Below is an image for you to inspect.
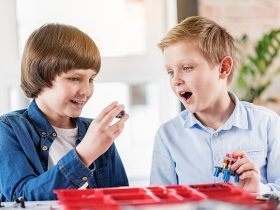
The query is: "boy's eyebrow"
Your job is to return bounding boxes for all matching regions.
[164,64,172,70]
[68,71,97,77]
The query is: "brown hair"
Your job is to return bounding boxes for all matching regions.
[158,16,236,83]
[21,23,101,98]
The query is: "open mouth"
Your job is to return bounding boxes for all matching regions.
[179,91,192,101]
[70,100,84,106]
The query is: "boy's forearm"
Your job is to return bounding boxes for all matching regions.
[0,149,92,201]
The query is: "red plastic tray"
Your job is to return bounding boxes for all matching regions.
[189,183,256,205]
[55,183,279,210]
[54,185,205,210]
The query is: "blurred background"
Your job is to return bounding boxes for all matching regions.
[0,0,280,187]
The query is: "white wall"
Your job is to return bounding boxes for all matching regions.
[0,0,179,120]
[0,0,21,114]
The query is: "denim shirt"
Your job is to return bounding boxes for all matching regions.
[0,100,128,201]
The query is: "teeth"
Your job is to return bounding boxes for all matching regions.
[71,100,83,105]
[179,91,186,96]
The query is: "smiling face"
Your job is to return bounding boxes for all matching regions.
[164,41,227,114]
[35,69,97,128]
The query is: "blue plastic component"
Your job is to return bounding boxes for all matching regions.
[234,174,240,182]
[213,154,240,183]
[214,168,220,177]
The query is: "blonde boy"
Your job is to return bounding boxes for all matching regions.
[150,16,280,193]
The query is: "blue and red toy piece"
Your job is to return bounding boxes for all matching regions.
[214,153,240,183]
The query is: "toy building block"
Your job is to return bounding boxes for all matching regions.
[214,153,240,183]
[14,197,25,208]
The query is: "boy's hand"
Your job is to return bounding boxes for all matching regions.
[231,151,260,193]
[76,101,129,166]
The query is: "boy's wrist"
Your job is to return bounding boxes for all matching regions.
[76,141,100,167]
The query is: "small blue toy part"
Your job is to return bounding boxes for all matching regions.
[214,170,239,183]
[234,174,240,182]
[223,171,231,182]
[214,168,220,177]
[213,153,240,183]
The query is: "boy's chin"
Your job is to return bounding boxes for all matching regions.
[182,105,195,113]
[68,111,82,118]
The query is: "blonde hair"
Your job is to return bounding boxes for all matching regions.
[158,16,236,83]
[21,23,101,98]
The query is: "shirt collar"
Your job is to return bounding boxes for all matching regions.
[184,91,249,130]
[27,99,55,137]
[225,91,248,130]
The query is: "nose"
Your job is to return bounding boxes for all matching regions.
[171,72,184,86]
[79,82,93,97]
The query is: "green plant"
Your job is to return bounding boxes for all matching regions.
[234,29,280,103]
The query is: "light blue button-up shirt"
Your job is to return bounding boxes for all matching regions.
[150,92,280,193]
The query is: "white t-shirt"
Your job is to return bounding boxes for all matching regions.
[48,126,88,189]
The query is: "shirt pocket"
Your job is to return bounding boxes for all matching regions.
[244,147,266,167]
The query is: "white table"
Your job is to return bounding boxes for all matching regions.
[0,200,61,209]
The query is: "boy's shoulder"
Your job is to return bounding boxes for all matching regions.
[159,100,280,130]
[0,109,28,125]
[240,100,279,119]
[161,110,189,129]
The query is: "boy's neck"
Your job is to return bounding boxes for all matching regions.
[194,92,235,130]
[35,98,76,129]
[50,118,76,129]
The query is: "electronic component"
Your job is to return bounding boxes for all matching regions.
[115,110,125,119]
[214,153,240,183]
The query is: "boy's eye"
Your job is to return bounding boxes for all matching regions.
[69,77,79,81]
[167,70,174,78]
[89,78,95,83]
[182,66,193,71]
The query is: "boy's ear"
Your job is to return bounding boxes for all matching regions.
[219,56,233,79]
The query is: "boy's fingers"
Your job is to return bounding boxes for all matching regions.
[95,101,119,121]
[236,161,259,174]
[239,170,259,180]
[110,117,128,138]
[99,105,126,127]
[231,150,248,170]
[102,114,129,140]
[110,114,129,131]
[231,156,249,170]
[233,150,247,158]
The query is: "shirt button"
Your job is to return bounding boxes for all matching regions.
[52,132,57,137]
[82,176,88,181]
[41,131,47,136]
[213,133,218,137]
[42,146,48,151]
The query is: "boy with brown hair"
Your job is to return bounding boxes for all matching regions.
[150,16,280,193]
[0,23,129,201]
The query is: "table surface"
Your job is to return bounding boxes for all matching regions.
[1,200,267,210]
[0,200,61,209]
